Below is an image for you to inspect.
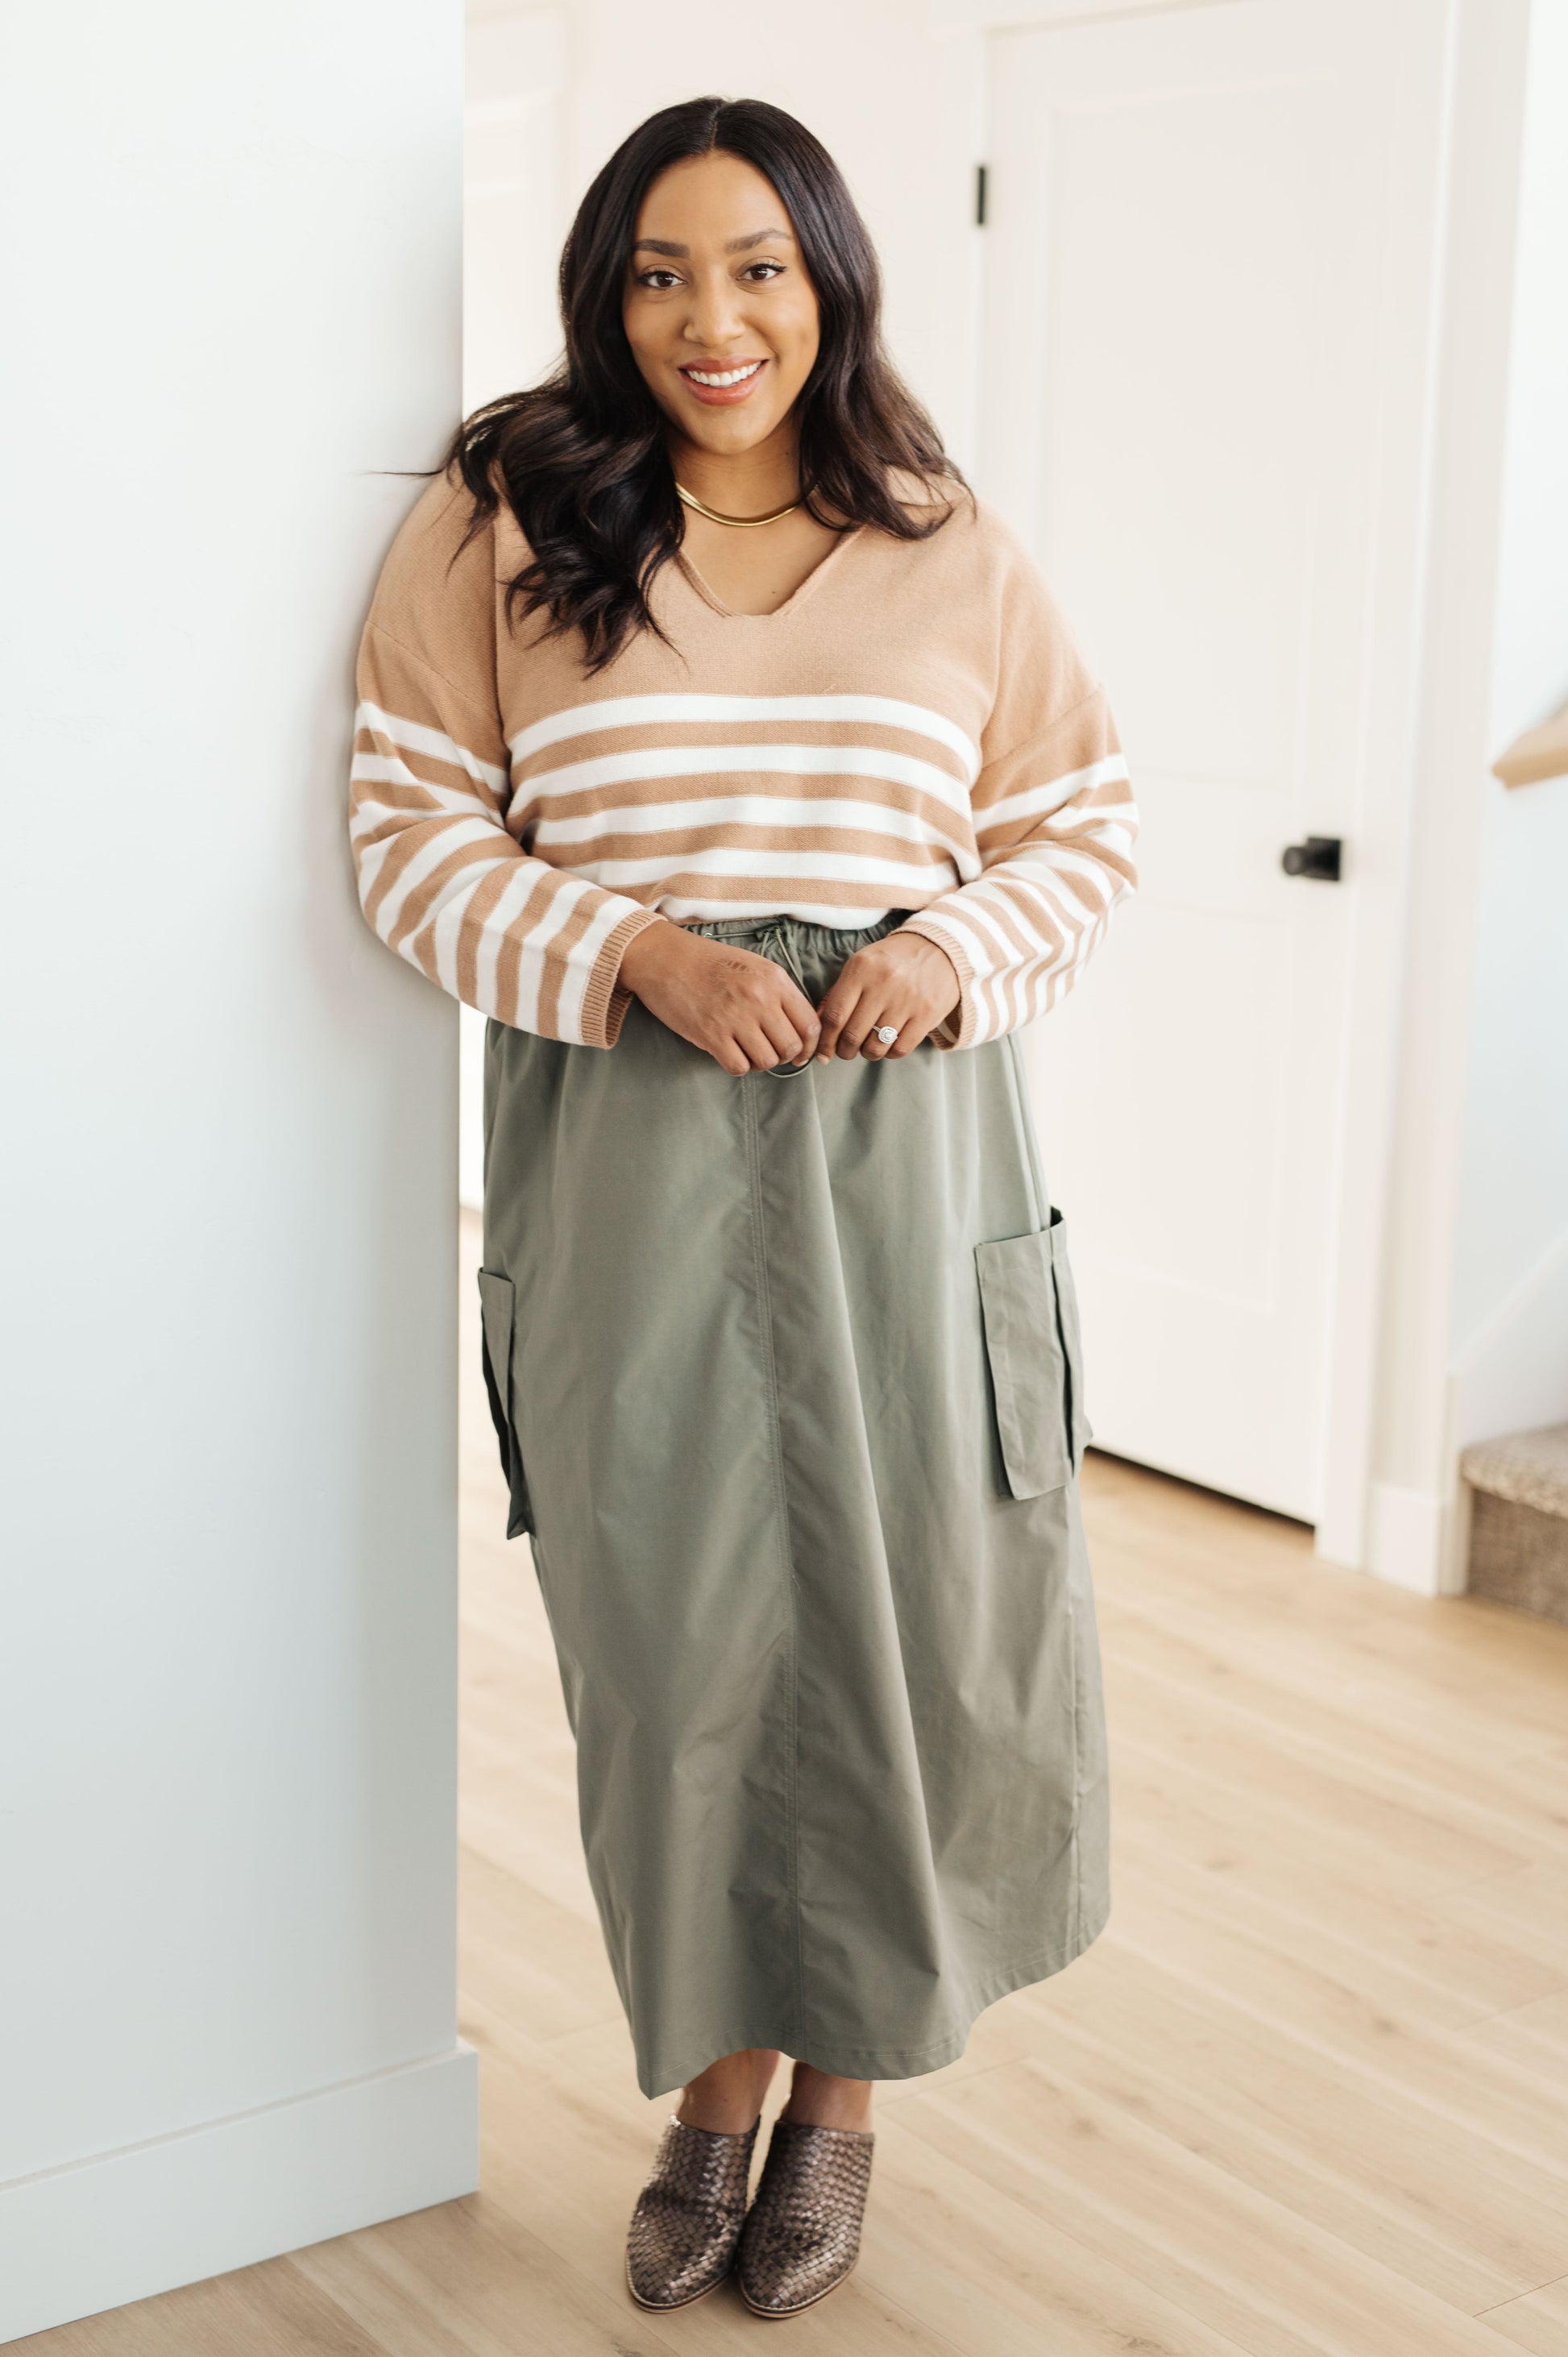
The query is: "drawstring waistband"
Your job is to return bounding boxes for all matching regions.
[752,921,813,1079]
[684,911,906,1081]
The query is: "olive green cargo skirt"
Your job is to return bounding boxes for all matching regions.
[479,912,1110,2098]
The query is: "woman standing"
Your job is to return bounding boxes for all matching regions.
[351,97,1136,2319]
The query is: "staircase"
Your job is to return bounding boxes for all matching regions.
[1461,1423,1568,1626]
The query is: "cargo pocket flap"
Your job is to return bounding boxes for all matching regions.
[977,1210,1090,1500]
[477,1267,535,1539]
[1046,1208,1093,1467]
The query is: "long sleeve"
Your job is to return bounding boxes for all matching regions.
[899,546,1138,1050]
[350,481,662,1047]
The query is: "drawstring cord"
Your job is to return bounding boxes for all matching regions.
[692,910,901,1077]
[754,919,816,1080]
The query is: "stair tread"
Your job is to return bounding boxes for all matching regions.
[1461,1421,1568,1519]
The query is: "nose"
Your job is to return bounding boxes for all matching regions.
[682,266,747,351]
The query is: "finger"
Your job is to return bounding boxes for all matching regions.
[706,1033,753,1077]
[864,977,937,1058]
[832,990,880,1060]
[774,977,822,1058]
[757,1006,809,1068]
[812,977,855,1061]
[883,1013,933,1058]
[812,956,869,1060]
[863,992,927,1059]
[860,1009,899,1060]
[736,1021,790,1074]
[769,992,819,1064]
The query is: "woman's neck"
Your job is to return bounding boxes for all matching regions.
[668,427,802,521]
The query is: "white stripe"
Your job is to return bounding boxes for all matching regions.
[975,753,1131,836]
[559,844,964,894]
[474,861,549,1017]
[509,874,591,1035]
[400,849,516,975]
[977,972,1010,1044]
[1005,844,1124,906]
[964,876,1061,965]
[910,896,1015,981]
[351,754,480,818]
[988,874,1099,976]
[375,818,504,937]
[429,869,491,997]
[509,693,981,784]
[925,903,1011,983]
[353,830,396,900]
[551,892,635,1042]
[1025,807,1139,855]
[357,700,508,794]
[960,965,998,1045]
[1023,816,1139,864]
[518,739,974,824]
[533,791,977,872]
[656,895,901,928]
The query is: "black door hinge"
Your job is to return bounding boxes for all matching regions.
[975,164,989,226]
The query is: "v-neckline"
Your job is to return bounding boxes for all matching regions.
[675,522,865,624]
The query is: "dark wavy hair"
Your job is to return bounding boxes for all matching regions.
[445,95,965,670]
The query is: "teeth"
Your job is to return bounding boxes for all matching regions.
[684,362,763,388]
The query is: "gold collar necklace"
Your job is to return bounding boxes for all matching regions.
[674,480,802,529]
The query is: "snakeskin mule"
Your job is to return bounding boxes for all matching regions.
[736,2116,876,2317]
[624,2113,759,2311]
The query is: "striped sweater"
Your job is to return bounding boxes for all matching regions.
[351,471,1137,1050]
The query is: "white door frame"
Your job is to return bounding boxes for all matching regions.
[1306,0,1459,1567]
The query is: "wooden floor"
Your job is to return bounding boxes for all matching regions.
[31,1216,1568,2355]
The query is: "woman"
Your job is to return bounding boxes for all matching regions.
[351,96,1136,2319]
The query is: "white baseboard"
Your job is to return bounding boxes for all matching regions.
[1365,1479,1454,1596]
[0,2041,479,2346]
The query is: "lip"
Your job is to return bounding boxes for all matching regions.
[678,358,769,406]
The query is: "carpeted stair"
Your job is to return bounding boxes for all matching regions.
[1460,1422,1568,1627]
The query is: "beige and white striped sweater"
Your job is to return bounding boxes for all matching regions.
[351,472,1137,1050]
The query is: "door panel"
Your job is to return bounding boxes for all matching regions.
[982,0,1427,1519]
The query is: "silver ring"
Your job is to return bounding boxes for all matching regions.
[875,1025,899,1046]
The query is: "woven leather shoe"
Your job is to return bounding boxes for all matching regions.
[736,2116,875,2316]
[625,2114,758,2311]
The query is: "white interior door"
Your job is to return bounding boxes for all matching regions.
[981,0,1441,1523]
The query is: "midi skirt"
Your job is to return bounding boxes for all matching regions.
[479,911,1111,2098]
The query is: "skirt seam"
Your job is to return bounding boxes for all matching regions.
[742,1075,807,2057]
[1002,1033,1049,1234]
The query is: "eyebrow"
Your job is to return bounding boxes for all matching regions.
[633,228,794,258]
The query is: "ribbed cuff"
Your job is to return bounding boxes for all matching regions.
[582,905,667,1049]
[898,918,977,1051]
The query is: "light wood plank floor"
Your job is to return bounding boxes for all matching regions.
[27,1216,1568,2354]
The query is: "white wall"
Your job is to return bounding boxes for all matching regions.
[460,2,572,1208]
[1361,0,1533,1586]
[1365,0,1568,1590]
[467,1,570,408]
[0,0,476,2337]
[1448,0,1568,1454]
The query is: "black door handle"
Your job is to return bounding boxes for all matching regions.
[1281,836,1342,881]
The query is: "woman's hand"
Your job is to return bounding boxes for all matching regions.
[815,930,961,1062]
[620,923,822,1077]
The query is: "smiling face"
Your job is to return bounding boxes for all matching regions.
[621,150,821,464]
